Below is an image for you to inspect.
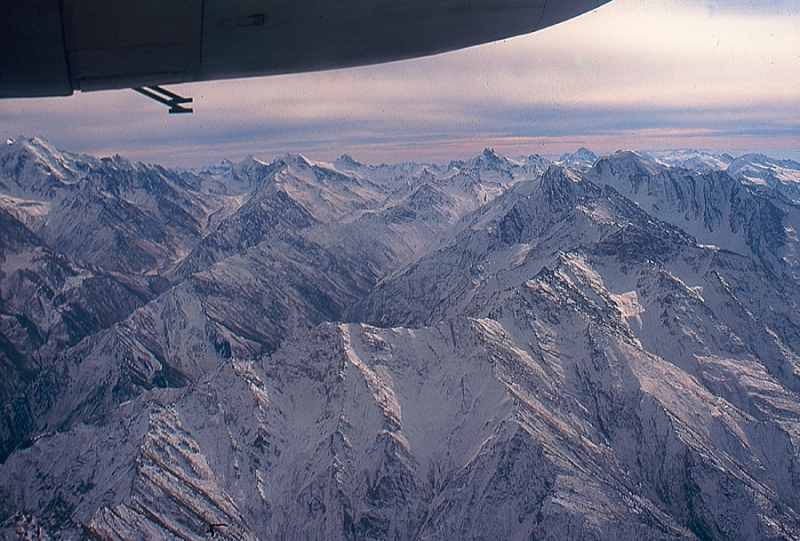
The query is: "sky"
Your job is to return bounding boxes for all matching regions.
[1,0,799,167]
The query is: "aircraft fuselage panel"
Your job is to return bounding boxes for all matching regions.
[0,0,611,98]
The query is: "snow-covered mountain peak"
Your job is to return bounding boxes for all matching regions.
[521,153,552,168]
[460,165,596,240]
[100,153,136,172]
[333,153,364,171]
[590,150,665,185]
[460,148,520,175]
[477,147,504,164]
[194,157,236,178]
[539,164,590,194]
[727,153,800,189]
[557,147,598,170]
[0,137,94,197]
[226,154,278,189]
[277,152,316,171]
[587,151,800,274]
[19,136,101,186]
[647,148,734,171]
[235,154,271,172]
[445,158,465,173]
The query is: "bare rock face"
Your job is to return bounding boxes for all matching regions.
[1,139,800,541]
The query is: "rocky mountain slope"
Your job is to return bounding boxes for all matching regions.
[1,138,800,540]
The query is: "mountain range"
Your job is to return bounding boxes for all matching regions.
[1,137,800,540]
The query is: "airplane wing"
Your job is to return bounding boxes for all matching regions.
[0,0,610,99]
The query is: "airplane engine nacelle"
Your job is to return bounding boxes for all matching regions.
[0,0,610,98]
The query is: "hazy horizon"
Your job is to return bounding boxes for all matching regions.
[10,135,799,172]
